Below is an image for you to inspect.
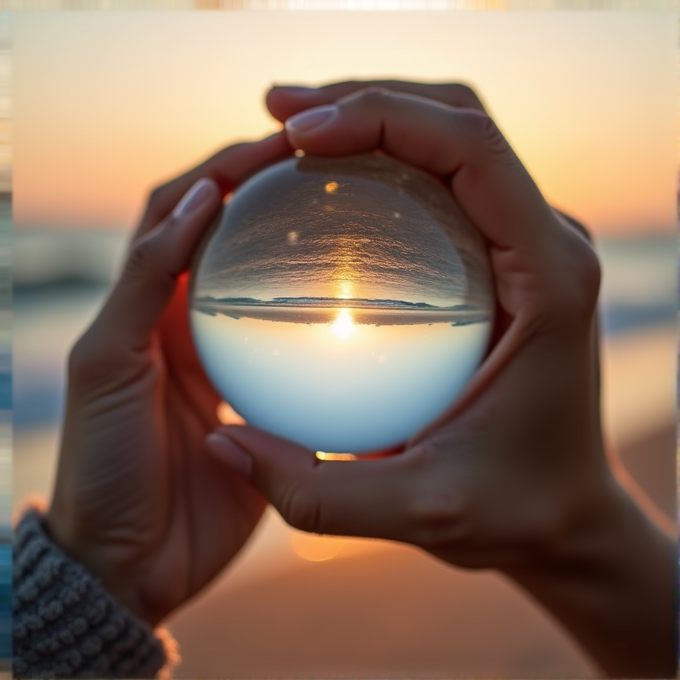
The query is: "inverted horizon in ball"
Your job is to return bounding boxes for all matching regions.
[190,153,494,454]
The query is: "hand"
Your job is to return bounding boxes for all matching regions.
[46,132,292,627]
[205,82,677,677]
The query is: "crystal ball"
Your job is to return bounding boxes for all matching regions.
[190,153,494,454]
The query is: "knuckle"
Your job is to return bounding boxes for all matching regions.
[412,490,457,525]
[213,142,247,167]
[354,86,391,110]
[411,491,466,550]
[210,144,248,187]
[138,184,173,232]
[458,109,509,158]
[67,325,125,382]
[406,448,467,550]
[66,326,132,383]
[186,143,253,192]
[67,333,98,379]
[553,229,602,322]
[443,83,484,110]
[555,209,593,243]
[125,231,166,281]
[575,239,602,305]
[280,485,321,534]
[146,184,172,218]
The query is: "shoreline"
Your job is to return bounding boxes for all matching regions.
[192,302,491,326]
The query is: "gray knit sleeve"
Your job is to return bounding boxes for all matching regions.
[13,508,177,678]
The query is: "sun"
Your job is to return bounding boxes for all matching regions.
[331,308,355,339]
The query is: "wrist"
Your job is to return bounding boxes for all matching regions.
[44,505,157,626]
[503,474,677,677]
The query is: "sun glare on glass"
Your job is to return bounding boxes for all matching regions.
[331,308,355,339]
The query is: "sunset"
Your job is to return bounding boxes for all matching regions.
[11,10,678,679]
[13,11,676,235]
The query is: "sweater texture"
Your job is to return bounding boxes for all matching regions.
[13,508,176,678]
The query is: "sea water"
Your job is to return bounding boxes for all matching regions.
[191,305,490,453]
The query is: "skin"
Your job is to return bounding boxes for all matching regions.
[46,131,294,626]
[45,81,676,677]
[210,82,677,678]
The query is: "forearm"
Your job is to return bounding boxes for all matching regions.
[504,479,677,678]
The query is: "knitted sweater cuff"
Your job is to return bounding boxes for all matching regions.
[13,508,178,678]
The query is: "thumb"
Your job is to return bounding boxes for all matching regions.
[206,425,313,504]
[206,425,424,541]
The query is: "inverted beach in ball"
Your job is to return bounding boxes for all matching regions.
[190,153,494,454]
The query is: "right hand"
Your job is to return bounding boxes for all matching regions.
[205,81,677,678]
[240,80,609,567]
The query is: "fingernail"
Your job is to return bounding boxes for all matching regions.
[285,105,338,134]
[173,178,214,219]
[206,432,253,476]
[272,85,316,96]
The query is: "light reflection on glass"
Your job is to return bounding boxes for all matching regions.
[315,452,357,461]
[217,400,246,426]
[291,531,343,562]
[331,308,354,339]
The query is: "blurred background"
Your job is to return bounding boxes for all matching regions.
[12,11,677,677]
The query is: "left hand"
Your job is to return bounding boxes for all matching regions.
[46,132,292,626]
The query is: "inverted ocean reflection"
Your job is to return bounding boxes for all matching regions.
[12,232,676,430]
[192,305,490,453]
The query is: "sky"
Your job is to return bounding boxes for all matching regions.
[193,154,493,306]
[13,11,677,236]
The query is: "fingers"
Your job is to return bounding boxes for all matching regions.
[80,178,221,357]
[266,80,486,122]
[285,89,600,322]
[270,82,595,255]
[273,82,593,253]
[136,131,292,237]
[271,82,599,325]
[206,425,448,545]
[79,134,293,359]
[276,87,600,434]
[270,82,597,311]
[552,207,593,243]
[285,88,556,258]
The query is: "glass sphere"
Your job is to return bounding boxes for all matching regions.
[190,153,493,454]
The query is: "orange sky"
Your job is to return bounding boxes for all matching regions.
[13,11,677,235]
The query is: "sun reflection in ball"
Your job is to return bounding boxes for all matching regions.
[331,309,355,339]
